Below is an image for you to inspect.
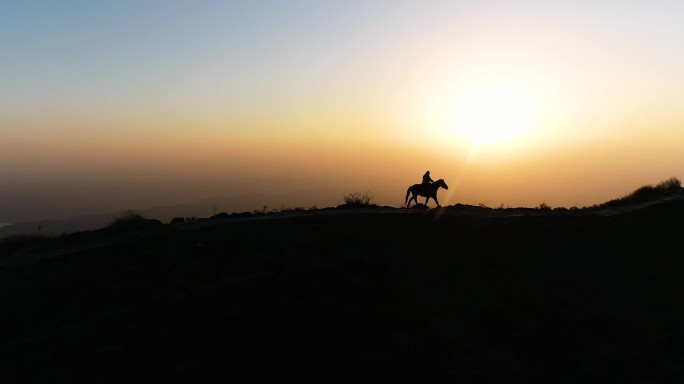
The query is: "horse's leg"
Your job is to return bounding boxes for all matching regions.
[412,195,419,207]
[434,196,441,208]
[425,196,431,206]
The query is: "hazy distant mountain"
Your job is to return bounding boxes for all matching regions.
[0,188,350,239]
[139,188,350,222]
[3,181,680,239]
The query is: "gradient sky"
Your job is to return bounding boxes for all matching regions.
[2,1,684,222]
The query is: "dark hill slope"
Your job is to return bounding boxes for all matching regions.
[1,200,684,382]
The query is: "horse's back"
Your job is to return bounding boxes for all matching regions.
[409,183,430,196]
[409,183,425,194]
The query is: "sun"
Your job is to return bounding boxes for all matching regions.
[448,84,539,147]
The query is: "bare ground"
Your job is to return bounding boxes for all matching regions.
[1,195,684,382]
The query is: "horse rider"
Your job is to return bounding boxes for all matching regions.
[422,171,434,185]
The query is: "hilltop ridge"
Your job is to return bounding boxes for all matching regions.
[2,180,682,241]
[1,186,684,381]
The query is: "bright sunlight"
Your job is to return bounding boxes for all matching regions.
[448,84,540,147]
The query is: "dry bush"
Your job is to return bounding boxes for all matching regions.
[602,176,682,208]
[537,202,552,211]
[656,177,681,190]
[107,210,147,227]
[343,192,374,206]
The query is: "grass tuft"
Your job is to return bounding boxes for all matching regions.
[342,192,374,206]
[601,177,682,208]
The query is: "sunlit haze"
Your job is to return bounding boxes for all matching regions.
[2,1,683,222]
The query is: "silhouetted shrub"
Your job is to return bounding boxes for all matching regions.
[108,210,146,227]
[278,206,307,213]
[601,176,682,208]
[633,177,681,198]
[343,192,374,205]
[170,217,186,224]
[656,176,681,190]
[537,202,552,211]
[106,210,161,230]
[253,205,278,215]
[211,212,230,220]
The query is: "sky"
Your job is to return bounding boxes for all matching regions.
[2,1,684,222]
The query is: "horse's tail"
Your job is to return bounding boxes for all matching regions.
[405,186,412,207]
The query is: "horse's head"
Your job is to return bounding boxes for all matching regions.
[436,179,448,189]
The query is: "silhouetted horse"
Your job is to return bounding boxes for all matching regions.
[405,179,449,208]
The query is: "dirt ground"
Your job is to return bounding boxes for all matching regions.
[2,196,684,382]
